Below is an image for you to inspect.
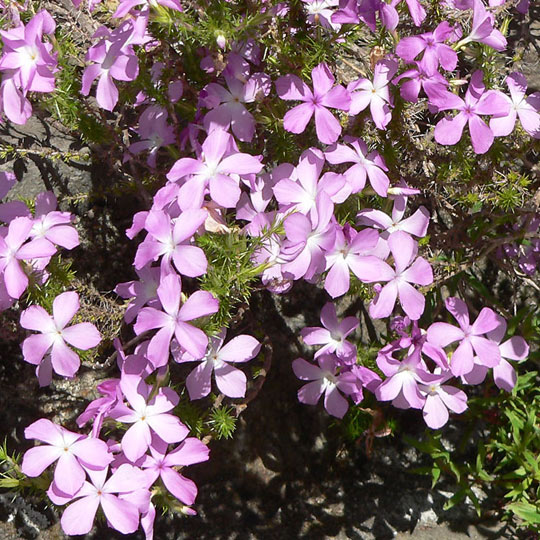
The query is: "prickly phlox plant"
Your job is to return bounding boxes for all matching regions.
[0,0,538,536]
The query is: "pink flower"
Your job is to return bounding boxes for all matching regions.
[323,225,385,298]
[490,72,540,139]
[347,58,397,130]
[0,216,56,299]
[325,137,391,196]
[21,418,112,496]
[419,372,468,429]
[134,208,208,277]
[433,70,510,154]
[202,71,271,142]
[368,231,433,320]
[112,374,189,462]
[427,297,501,376]
[300,302,359,362]
[20,291,101,383]
[142,433,209,506]
[134,273,219,366]
[54,464,148,536]
[276,62,351,144]
[167,128,263,209]
[293,354,355,418]
[182,330,261,400]
[113,0,183,18]
[396,22,458,75]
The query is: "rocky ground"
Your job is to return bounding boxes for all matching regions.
[0,2,539,540]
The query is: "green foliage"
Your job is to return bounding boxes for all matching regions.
[405,370,540,532]
[196,227,273,332]
[208,405,237,440]
[24,256,76,311]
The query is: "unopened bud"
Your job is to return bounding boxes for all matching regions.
[216,34,226,50]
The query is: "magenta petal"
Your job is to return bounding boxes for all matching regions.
[402,256,433,285]
[179,291,219,322]
[71,437,112,469]
[369,281,398,319]
[439,386,468,414]
[214,362,247,397]
[24,418,63,445]
[450,339,474,376]
[434,112,467,146]
[63,323,101,350]
[174,321,209,360]
[470,336,501,367]
[298,380,325,405]
[470,307,499,335]
[209,174,241,208]
[219,335,260,363]
[468,114,494,154]
[122,421,151,462]
[96,73,118,112]
[146,413,187,444]
[161,468,197,505]
[51,341,80,378]
[4,259,28,299]
[324,386,348,418]
[325,258,350,298]
[100,494,140,535]
[186,361,213,400]
[165,438,209,467]
[499,336,529,361]
[148,326,174,367]
[61,496,100,536]
[375,373,403,401]
[314,106,342,144]
[397,281,425,321]
[283,102,314,134]
[21,445,62,477]
[52,291,79,330]
[20,305,55,332]
[22,334,53,365]
[173,245,207,278]
[493,359,517,392]
[423,395,449,429]
[54,452,85,496]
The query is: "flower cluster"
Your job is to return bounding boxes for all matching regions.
[0,0,536,536]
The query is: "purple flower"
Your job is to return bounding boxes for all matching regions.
[182,330,261,400]
[392,63,449,103]
[276,62,351,144]
[459,0,507,51]
[202,71,271,142]
[347,58,397,130]
[396,22,458,75]
[134,208,208,277]
[368,231,433,320]
[128,106,176,167]
[134,273,219,366]
[375,346,436,409]
[325,137,390,196]
[419,372,468,429]
[433,70,510,154]
[0,10,57,124]
[167,128,263,210]
[0,216,56,299]
[54,464,148,536]
[21,418,112,496]
[427,297,501,376]
[113,0,183,18]
[293,354,355,418]
[20,291,101,384]
[490,72,540,139]
[141,435,209,506]
[300,302,359,362]
[323,225,385,298]
[112,374,189,462]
